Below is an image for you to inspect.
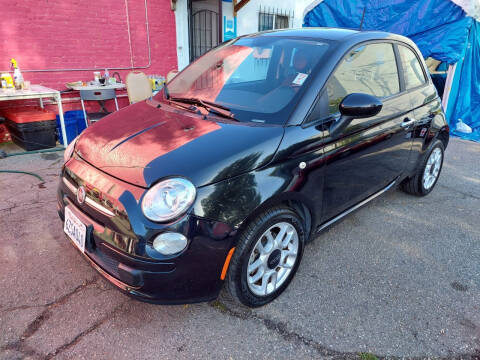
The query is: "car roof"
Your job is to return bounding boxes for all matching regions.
[250,27,412,46]
[257,27,359,41]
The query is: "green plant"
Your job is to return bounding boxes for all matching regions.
[359,352,378,360]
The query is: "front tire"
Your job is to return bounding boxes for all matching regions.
[225,207,305,307]
[402,139,445,196]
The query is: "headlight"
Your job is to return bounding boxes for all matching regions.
[141,178,196,222]
[63,136,78,163]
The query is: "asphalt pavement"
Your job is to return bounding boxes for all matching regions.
[0,137,479,359]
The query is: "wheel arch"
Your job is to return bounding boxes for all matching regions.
[437,126,450,149]
[423,112,450,151]
[235,192,315,244]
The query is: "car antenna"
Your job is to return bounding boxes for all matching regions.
[359,7,366,30]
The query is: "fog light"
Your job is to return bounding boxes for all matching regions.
[152,232,188,255]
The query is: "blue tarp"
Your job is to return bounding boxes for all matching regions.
[447,21,480,140]
[304,0,479,142]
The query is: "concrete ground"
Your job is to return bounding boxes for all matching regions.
[0,137,479,360]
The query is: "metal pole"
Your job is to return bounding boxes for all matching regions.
[442,63,457,111]
[80,98,88,128]
[56,92,68,147]
[218,0,223,43]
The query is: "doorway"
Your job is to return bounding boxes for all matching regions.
[189,0,222,62]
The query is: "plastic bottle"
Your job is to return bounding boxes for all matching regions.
[104,68,110,83]
[11,58,24,90]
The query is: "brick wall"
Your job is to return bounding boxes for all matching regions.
[0,0,177,113]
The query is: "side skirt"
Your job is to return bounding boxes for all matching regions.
[316,178,398,234]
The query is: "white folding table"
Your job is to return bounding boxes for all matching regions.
[0,85,68,146]
[66,83,126,91]
[66,83,126,128]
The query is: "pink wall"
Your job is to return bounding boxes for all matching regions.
[0,0,177,113]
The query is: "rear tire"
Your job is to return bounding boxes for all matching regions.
[401,139,444,196]
[225,207,305,307]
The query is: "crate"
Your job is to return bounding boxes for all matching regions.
[56,110,86,145]
[2,107,57,150]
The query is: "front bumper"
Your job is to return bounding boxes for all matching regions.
[58,155,236,304]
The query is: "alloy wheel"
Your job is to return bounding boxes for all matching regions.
[423,147,442,190]
[246,222,299,296]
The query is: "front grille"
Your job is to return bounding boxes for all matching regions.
[61,165,141,271]
[62,176,115,217]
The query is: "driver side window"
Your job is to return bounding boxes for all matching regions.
[327,43,400,115]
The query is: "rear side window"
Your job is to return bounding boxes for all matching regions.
[326,43,400,114]
[398,45,427,90]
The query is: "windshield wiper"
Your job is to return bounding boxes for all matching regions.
[198,98,230,111]
[169,97,239,121]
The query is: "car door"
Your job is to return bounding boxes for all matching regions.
[396,44,443,171]
[319,42,415,221]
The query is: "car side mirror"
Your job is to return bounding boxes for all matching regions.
[329,93,383,137]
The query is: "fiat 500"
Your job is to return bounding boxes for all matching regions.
[58,28,448,307]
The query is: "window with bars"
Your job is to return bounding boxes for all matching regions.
[258,8,292,32]
[275,15,289,29]
[258,13,274,31]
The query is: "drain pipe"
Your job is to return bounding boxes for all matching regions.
[0,0,151,73]
[125,0,135,69]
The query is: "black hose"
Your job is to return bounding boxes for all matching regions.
[0,147,64,159]
[0,147,63,183]
[0,170,45,183]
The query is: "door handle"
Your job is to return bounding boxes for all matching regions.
[401,117,416,129]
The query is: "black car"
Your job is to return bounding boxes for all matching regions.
[58,28,449,307]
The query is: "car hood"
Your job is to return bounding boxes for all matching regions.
[75,101,284,188]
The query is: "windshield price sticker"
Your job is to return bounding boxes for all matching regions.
[292,73,308,86]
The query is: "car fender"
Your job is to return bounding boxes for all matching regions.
[191,165,318,242]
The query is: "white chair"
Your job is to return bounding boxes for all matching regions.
[126,71,152,104]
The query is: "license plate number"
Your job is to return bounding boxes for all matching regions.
[64,207,86,253]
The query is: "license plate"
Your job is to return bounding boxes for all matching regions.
[64,206,86,253]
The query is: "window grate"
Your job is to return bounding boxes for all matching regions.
[258,6,294,32]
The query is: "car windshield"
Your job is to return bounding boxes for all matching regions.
[165,36,331,124]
